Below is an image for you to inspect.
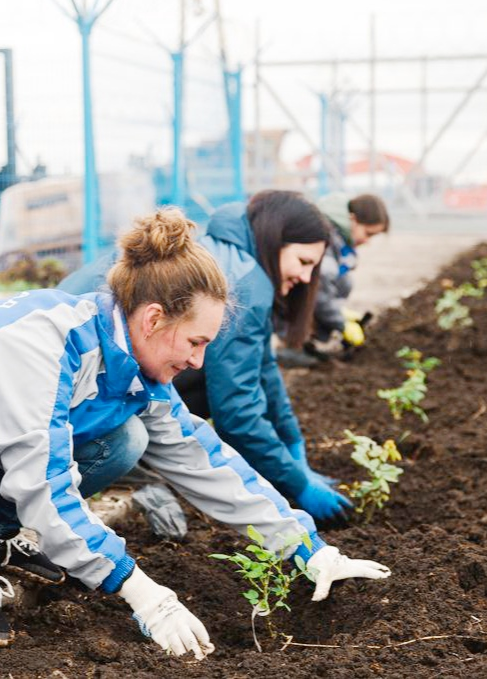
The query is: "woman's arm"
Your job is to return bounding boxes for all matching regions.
[0,292,134,592]
[140,386,325,558]
[202,302,308,499]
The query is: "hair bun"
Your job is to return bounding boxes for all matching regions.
[120,208,196,267]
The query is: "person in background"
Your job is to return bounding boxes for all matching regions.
[278,192,389,367]
[0,209,391,656]
[58,191,352,523]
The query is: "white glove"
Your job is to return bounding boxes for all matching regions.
[119,565,214,660]
[307,546,391,602]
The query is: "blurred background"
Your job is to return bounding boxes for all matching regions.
[0,0,486,273]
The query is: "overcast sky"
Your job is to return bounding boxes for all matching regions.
[1,0,486,182]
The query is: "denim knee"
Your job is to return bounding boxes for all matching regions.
[75,415,149,497]
[121,416,150,468]
[100,415,150,478]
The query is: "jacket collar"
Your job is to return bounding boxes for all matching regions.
[205,202,258,258]
[83,293,142,397]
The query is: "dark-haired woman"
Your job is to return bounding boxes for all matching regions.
[1,209,390,659]
[183,191,354,521]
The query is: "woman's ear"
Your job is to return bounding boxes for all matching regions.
[142,303,165,339]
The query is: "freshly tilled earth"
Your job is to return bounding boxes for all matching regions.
[2,243,487,678]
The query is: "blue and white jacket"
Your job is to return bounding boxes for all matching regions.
[59,204,311,500]
[0,289,324,594]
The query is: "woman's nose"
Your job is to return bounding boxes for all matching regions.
[188,346,205,370]
[300,267,312,284]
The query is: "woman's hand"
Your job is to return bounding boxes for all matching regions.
[307,546,391,601]
[119,565,214,660]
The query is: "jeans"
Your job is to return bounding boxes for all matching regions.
[0,415,149,539]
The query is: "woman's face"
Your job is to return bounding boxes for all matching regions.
[129,295,225,383]
[279,241,325,296]
[350,215,385,246]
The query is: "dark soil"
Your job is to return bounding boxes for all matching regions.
[2,243,487,678]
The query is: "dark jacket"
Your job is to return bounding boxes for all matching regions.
[200,203,307,497]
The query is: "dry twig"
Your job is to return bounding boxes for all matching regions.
[471,398,486,421]
[280,633,487,652]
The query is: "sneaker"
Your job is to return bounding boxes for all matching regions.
[303,340,331,362]
[276,347,319,369]
[0,576,15,647]
[0,534,65,586]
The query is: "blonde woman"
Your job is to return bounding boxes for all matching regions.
[1,209,390,657]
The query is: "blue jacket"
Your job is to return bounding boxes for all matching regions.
[58,204,309,498]
[200,203,308,498]
[0,289,324,594]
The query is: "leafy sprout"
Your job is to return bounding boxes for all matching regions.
[435,279,484,331]
[210,525,315,650]
[377,347,440,423]
[341,430,403,522]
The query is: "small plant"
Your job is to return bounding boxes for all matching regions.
[341,430,403,522]
[396,346,440,374]
[471,257,487,290]
[377,347,440,423]
[435,282,483,330]
[210,525,315,651]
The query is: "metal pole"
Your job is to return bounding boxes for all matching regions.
[261,52,487,68]
[369,13,376,189]
[53,0,115,263]
[171,50,185,207]
[227,68,244,200]
[419,56,428,205]
[420,57,428,160]
[338,107,346,183]
[406,60,487,178]
[253,20,263,191]
[78,17,100,264]
[260,76,342,185]
[2,49,16,187]
[214,0,244,200]
[318,93,328,195]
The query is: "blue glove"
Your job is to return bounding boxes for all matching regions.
[287,440,337,487]
[296,477,353,521]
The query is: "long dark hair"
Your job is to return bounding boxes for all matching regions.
[247,190,330,347]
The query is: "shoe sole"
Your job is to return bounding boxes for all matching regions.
[4,564,66,587]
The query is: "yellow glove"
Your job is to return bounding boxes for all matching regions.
[342,307,362,322]
[343,320,365,346]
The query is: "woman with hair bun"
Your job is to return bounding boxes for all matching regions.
[60,191,353,522]
[4,208,391,658]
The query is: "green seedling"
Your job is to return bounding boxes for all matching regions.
[435,281,483,330]
[210,525,315,651]
[377,347,440,423]
[471,257,487,290]
[396,346,441,374]
[341,430,403,522]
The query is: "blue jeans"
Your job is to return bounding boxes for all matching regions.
[0,415,149,539]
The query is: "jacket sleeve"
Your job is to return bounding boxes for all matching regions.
[202,303,308,499]
[260,330,303,445]
[0,301,134,593]
[139,387,325,559]
[314,251,347,337]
